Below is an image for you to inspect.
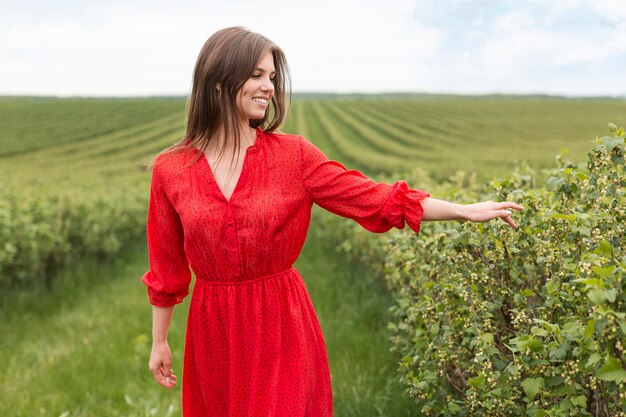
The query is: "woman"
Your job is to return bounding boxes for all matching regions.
[141,26,523,417]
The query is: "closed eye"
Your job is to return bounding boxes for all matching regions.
[252,74,276,82]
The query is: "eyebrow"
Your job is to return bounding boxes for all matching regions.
[255,67,276,74]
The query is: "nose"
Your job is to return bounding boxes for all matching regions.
[262,77,274,93]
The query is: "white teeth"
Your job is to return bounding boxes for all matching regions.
[252,97,268,104]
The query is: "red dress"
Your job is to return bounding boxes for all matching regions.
[141,127,430,417]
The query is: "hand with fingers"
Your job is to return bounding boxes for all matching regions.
[420,197,524,228]
[462,200,525,228]
[149,340,178,389]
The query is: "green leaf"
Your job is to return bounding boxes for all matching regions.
[516,336,544,353]
[572,226,591,236]
[545,280,560,293]
[529,410,549,417]
[546,177,565,192]
[587,288,607,304]
[529,339,545,352]
[448,402,462,413]
[608,122,618,133]
[597,356,626,382]
[506,364,520,375]
[591,264,615,278]
[452,231,470,245]
[534,319,557,333]
[545,375,564,387]
[481,332,495,346]
[556,384,575,396]
[558,399,573,412]
[562,322,582,340]
[571,395,587,408]
[573,277,600,288]
[549,342,568,360]
[584,319,595,338]
[564,262,578,271]
[489,388,502,397]
[531,327,549,337]
[468,375,486,389]
[601,136,622,151]
[587,353,602,368]
[604,288,617,303]
[521,377,545,401]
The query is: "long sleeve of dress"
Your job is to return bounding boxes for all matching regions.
[140,161,192,307]
[299,135,430,234]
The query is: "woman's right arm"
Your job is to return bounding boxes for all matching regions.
[149,305,178,389]
[141,161,192,389]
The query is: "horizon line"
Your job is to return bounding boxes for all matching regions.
[1,91,625,100]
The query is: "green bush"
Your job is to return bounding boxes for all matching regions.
[0,185,147,289]
[380,125,625,416]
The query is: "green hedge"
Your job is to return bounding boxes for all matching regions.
[0,185,147,289]
[330,124,625,416]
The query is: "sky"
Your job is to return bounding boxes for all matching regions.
[1,0,625,97]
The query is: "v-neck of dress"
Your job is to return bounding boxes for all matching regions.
[200,128,262,204]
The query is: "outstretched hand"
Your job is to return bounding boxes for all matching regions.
[463,201,524,228]
[420,197,524,228]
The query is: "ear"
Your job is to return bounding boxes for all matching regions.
[215,82,221,93]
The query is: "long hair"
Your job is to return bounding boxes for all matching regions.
[146,26,292,172]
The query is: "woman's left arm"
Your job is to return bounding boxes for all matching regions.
[420,197,524,229]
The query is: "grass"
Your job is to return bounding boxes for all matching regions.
[0,239,183,417]
[0,207,420,417]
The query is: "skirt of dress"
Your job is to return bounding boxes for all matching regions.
[182,267,333,417]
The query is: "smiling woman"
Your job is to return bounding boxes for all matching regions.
[241,54,275,112]
[224,50,276,140]
[139,26,523,417]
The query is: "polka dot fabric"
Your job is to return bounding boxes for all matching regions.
[141,127,430,416]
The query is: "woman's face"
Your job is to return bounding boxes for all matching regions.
[235,51,276,123]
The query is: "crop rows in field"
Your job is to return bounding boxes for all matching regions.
[293,97,626,182]
[0,100,186,191]
[0,98,184,157]
[2,96,625,194]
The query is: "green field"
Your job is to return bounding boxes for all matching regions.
[2,95,624,192]
[1,95,624,416]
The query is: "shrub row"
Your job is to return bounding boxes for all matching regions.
[328,124,625,416]
[0,185,147,289]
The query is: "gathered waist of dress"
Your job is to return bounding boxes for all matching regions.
[195,267,297,286]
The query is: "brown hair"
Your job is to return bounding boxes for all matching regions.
[146,26,292,173]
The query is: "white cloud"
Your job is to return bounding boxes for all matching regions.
[279,1,442,92]
[0,0,441,95]
[0,0,624,96]
[419,1,626,95]
[586,0,626,21]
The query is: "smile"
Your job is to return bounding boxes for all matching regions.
[252,97,268,105]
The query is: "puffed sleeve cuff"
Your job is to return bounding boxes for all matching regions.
[141,270,189,307]
[383,180,430,234]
